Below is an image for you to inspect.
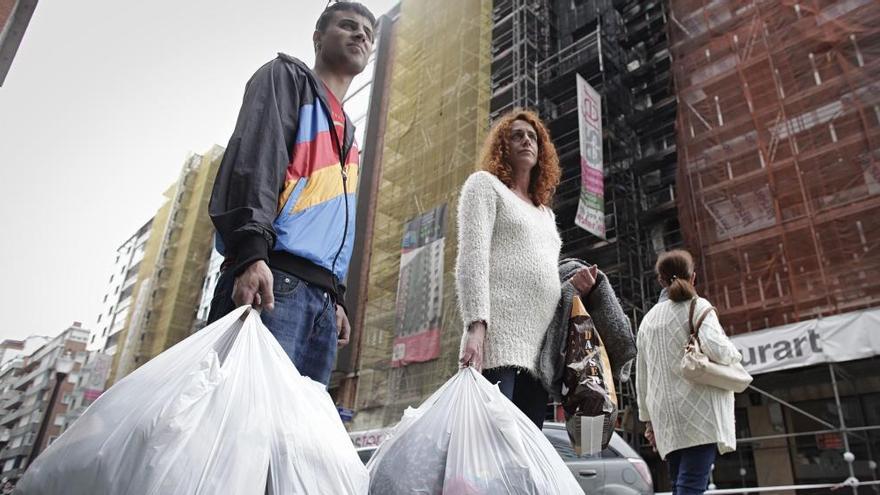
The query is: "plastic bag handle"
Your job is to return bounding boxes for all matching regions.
[238,305,262,322]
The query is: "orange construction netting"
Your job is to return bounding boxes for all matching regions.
[669,0,880,334]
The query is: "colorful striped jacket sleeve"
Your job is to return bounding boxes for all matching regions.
[209,59,301,275]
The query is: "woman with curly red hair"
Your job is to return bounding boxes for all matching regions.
[455,109,595,428]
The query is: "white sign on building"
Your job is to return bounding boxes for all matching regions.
[575,73,606,239]
[730,307,880,375]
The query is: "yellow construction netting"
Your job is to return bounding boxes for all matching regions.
[353,0,493,430]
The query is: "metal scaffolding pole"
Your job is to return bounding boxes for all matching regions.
[746,384,836,429]
[829,363,859,492]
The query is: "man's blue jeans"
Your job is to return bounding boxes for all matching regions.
[207,267,338,385]
[667,443,717,495]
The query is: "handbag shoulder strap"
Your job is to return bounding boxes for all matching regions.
[689,298,716,341]
[695,307,716,334]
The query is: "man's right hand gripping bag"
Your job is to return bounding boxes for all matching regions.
[16,306,368,495]
[367,367,584,494]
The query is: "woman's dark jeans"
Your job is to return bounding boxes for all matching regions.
[667,443,717,495]
[483,366,549,430]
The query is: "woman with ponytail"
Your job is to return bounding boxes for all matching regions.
[635,249,742,494]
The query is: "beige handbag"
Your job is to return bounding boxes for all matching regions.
[680,299,753,393]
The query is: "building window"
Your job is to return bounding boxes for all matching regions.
[97,314,102,323]
[109,274,114,283]
[103,294,108,303]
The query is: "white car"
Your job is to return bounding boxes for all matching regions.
[542,422,653,494]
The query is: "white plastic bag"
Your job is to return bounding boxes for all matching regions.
[17,305,368,495]
[367,367,583,494]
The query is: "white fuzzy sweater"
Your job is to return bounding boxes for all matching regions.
[454,171,562,374]
[636,297,741,459]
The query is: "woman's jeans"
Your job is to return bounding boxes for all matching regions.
[667,443,717,495]
[207,267,338,385]
[483,366,549,430]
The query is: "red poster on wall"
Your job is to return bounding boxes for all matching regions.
[391,205,447,368]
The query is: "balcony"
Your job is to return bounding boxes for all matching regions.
[0,402,39,427]
[0,390,23,408]
[0,467,26,480]
[0,444,31,462]
[9,422,37,439]
[13,363,49,390]
[0,359,24,379]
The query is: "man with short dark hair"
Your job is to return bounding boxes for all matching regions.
[207,2,376,386]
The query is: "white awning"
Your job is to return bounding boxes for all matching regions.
[730,307,880,375]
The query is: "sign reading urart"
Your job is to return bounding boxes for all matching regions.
[729,308,880,375]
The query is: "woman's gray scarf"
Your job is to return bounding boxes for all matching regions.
[537,258,637,401]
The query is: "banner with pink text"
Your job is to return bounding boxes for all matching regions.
[575,73,605,239]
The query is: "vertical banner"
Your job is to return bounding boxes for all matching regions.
[575,73,606,239]
[391,204,447,367]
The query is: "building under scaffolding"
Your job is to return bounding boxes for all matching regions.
[623,1,682,299]
[108,146,223,384]
[671,0,880,333]
[350,0,492,430]
[667,0,880,489]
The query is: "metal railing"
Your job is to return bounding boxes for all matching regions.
[657,479,880,494]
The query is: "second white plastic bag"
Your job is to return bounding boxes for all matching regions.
[367,367,584,494]
[17,305,368,495]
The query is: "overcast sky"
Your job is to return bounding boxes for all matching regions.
[0,0,398,341]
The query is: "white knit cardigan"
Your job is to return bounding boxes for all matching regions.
[636,297,741,459]
[454,171,562,374]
